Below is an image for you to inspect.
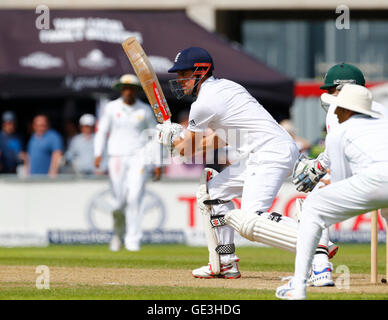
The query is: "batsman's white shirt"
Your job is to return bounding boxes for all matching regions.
[187,76,299,264]
[188,76,294,158]
[94,97,156,157]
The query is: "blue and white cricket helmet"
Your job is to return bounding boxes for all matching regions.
[168,47,214,73]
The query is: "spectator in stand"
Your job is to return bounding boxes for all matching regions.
[27,114,63,177]
[0,111,24,173]
[66,114,99,175]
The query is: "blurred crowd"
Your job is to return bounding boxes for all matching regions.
[0,109,324,178]
[0,110,104,177]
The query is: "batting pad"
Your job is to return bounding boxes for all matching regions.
[225,210,298,252]
[202,208,221,274]
[198,168,222,274]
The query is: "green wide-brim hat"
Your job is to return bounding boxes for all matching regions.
[112,74,142,90]
[320,63,365,90]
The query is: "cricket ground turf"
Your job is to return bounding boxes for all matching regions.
[0,244,387,300]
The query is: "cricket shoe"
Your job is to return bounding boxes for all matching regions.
[125,241,141,252]
[276,278,306,300]
[192,261,241,279]
[308,262,334,287]
[109,235,123,252]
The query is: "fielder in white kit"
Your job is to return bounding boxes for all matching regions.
[292,63,388,286]
[277,84,388,300]
[157,47,304,279]
[94,74,162,252]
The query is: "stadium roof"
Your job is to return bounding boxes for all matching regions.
[0,10,294,115]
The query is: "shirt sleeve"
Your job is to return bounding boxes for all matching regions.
[16,139,22,153]
[9,137,22,154]
[94,105,111,157]
[316,149,330,170]
[187,101,217,132]
[51,131,64,152]
[325,127,352,182]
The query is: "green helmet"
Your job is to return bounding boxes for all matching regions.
[320,63,365,90]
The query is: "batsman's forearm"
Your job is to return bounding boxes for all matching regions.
[174,131,225,158]
[173,137,194,157]
[202,132,226,152]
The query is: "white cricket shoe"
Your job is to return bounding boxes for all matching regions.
[276,278,306,300]
[308,262,335,287]
[192,261,241,279]
[125,240,141,252]
[109,235,122,252]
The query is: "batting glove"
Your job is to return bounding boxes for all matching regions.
[156,122,184,151]
[292,154,327,193]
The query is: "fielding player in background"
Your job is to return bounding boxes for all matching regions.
[157,47,301,279]
[94,74,162,252]
[292,63,388,286]
[277,84,388,300]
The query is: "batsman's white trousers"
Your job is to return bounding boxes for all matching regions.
[208,141,299,264]
[294,164,388,285]
[108,154,147,245]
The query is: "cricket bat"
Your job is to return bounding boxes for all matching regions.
[121,37,172,124]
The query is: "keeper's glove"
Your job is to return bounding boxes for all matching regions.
[292,154,327,193]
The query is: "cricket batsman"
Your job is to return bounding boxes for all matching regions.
[157,46,302,278]
[292,63,388,286]
[276,84,388,299]
[94,74,162,252]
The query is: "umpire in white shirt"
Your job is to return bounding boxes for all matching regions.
[66,114,97,175]
[276,84,388,300]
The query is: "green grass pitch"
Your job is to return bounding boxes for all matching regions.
[0,244,387,300]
